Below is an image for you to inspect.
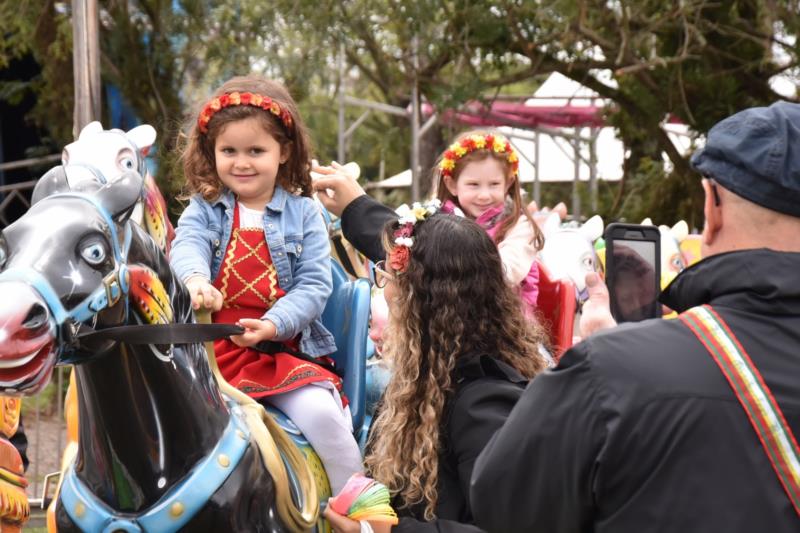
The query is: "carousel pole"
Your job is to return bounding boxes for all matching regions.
[72,0,101,139]
[572,128,581,220]
[410,35,421,202]
[534,129,541,206]
[338,42,346,164]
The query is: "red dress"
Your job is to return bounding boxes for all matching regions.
[211,205,342,399]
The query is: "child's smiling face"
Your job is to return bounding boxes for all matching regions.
[214,116,288,209]
[444,156,511,219]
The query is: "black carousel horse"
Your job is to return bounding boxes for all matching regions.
[0,167,318,532]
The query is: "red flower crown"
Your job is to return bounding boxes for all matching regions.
[197,91,294,134]
[439,133,519,179]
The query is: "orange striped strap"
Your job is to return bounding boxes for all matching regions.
[681,305,800,516]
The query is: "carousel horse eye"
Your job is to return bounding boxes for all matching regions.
[116,149,136,171]
[80,239,108,266]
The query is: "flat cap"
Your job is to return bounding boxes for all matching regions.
[690,101,800,216]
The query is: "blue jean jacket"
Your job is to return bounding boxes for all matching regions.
[170,186,336,356]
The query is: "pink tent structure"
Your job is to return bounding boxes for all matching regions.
[424,101,607,130]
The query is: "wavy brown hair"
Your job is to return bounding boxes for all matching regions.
[365,214,548,519]
[435,129,544,250]
[180,75,313,201]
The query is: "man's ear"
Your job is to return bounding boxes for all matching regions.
[702,179,722,247]
[443,175,458,196]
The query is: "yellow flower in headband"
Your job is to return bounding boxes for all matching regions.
[411,205,429,220]
[438,133,520,179]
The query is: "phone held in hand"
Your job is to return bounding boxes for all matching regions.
[604,223,661,323]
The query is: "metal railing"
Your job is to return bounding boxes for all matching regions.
[24,367,68,507]
[0,153,60,228]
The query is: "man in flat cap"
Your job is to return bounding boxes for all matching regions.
[470,101,800,532]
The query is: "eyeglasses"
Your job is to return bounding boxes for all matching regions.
[373,260,395,289]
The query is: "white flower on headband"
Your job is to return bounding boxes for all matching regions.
[426,198,442,214]
[396,204,418,225]
[395,199,442,225]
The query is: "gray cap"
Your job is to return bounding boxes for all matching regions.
[690,101,800,217]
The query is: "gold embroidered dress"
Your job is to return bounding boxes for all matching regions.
[212,205,342,398]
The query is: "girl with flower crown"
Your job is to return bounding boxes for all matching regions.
[436,129,544,315]
[321,207,548,532]
[170,74,362,493]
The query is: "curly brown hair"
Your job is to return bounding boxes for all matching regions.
[365,214,548,520]
[434,129,544,250]
[180,75,314,201]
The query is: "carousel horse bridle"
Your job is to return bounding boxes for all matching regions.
[4,182,319,530]
[0,191,244,361]
[0,192,132,359]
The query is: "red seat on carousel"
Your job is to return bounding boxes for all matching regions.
[535,260,577,361]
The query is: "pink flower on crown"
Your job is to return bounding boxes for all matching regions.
[395,224,414,238]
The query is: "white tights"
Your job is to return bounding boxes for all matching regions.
[264,384,364,493]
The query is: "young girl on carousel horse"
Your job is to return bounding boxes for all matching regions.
[324,207,549,532]
[170,74,362,493]
[436,130,545,316]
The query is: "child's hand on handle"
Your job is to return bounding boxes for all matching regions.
[230,318,278,347]
[322,505,392,533]
[184,276,223,312]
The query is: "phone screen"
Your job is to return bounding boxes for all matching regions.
[610,239,659,322]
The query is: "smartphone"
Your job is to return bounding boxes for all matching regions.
[604,223,661,323]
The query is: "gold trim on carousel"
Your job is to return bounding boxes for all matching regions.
[0,480,29,523]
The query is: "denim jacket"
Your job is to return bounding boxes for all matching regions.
[170,186,336,356]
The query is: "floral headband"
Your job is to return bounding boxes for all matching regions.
[439,133,519,179]
[388,199,442,273]
[197,91,294,134]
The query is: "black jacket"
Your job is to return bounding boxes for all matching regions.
[392,353,528,533]
[341,194,396,263]
[470,249,800,532]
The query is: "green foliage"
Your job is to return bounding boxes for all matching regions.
[1,0,798,223]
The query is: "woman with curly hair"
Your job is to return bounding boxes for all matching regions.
[324,210,549,532]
